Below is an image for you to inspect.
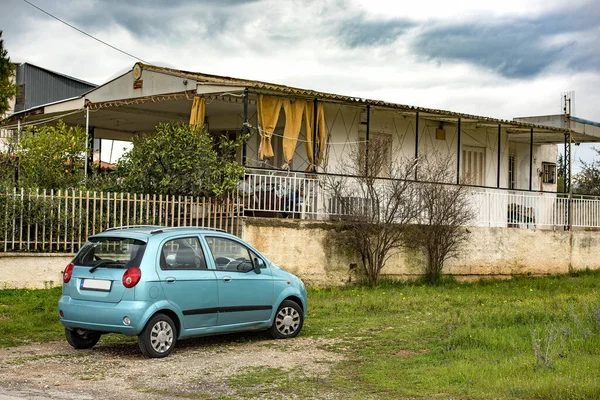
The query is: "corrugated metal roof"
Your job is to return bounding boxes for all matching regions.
[14,63,96,112]
[139,63,567,133]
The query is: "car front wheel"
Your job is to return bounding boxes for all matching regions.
[65,328,101,349]
[269,300,303,339]
[138,313,177,358]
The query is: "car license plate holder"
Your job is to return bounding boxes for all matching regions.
[80,279,112,292]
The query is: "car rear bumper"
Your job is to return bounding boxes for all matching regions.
[58,295,154,335]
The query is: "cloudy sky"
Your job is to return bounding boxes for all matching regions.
[1,0,599,165]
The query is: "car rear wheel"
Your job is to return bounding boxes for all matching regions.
[65,328,101,349]
[138,313,177,358]
[269,300,303,339]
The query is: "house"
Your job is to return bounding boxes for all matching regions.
[0,62,96,149]
[4,62,600,229]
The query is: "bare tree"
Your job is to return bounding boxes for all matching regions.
[412,155,474,283]
[326,139,421,284]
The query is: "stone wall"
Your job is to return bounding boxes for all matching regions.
[241,218,600,286]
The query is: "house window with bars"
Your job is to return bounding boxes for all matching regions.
[542,162,556,184]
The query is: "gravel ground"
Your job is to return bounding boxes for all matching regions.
[0,334,344,399]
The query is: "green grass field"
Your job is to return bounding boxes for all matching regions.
[1,271,599,399]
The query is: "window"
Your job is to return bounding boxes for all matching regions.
[160,237,207,270]
[508,155,515,190]
[205,236,260,273]
[542,162,556,184]
[461,146,485,186]
[75,237,146,268]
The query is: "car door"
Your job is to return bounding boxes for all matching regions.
[156,236,218,330]
[203,236,274,326]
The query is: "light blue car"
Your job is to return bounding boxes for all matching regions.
[58,226,307,358]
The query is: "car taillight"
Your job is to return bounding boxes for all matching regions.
[122,267,141,288]
[63,263,74,283]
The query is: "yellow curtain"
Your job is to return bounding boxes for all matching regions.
[281,99,306,169]
[257,95,283,160]
[189,97,206,128]
[304,102,326,171]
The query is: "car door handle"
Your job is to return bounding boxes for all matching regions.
[165,277,176,283]
[222,276,232,282]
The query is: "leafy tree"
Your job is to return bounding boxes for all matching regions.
[114,122,246,197]
[557,153,565,193]
[10,120,87,189]
[574,148,600,196]
[0,31,17,116]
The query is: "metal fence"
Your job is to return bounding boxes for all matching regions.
[241,169,320,218]
[1,188,242,253]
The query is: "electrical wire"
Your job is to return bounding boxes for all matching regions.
[22,0,149,64]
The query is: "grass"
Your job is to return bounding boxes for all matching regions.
[1,271,600,399]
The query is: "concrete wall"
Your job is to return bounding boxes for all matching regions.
[241,219,600,286]
[0,254,72,289]
[2,219,599,288]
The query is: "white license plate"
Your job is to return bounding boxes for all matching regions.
[80,279,112,292]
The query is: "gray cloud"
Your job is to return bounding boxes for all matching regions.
[412,3,600,78]
[337,16,414,48]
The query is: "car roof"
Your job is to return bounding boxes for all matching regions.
[89,226,231,242]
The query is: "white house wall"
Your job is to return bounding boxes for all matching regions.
[86,70,197,103]
[204,99,557,192]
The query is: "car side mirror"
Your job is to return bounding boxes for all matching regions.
[254,257,265,274]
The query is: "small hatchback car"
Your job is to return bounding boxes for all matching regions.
[58,226,307,358]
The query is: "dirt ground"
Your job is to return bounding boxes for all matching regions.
[0,334,344,400]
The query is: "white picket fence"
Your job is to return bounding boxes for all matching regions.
[1,188,241,252]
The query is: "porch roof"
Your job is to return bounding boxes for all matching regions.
[3,62,600,144]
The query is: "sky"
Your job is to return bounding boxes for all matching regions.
[1,0,599,167]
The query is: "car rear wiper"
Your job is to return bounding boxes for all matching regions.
[89,260,123,273]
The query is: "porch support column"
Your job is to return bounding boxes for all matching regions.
[242,88,248,165]
[365,104,371,176]
[84,105,90,179]
[529,128,534,191]
[312,98,318,172]
[497,124,501,188]
[415,111,419,180]
[456,117,461,184]
[564,133,571,193]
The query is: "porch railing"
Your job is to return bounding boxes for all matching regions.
[242,170,600,229]
[1,188,241,253]
[240,169,320,218]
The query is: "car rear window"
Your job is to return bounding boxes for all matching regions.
[74,237,147,269]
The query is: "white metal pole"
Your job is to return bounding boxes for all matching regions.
[84,106,89,181]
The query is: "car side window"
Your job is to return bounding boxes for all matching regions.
[205,237,254,273]
[160,237,207,270]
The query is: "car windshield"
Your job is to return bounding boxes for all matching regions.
[74,237,147,269]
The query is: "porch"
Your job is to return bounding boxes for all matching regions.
[242,168,600,229]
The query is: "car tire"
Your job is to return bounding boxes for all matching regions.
[138,313,177,358]
[269,300,304,339]
[65,328,101,349]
